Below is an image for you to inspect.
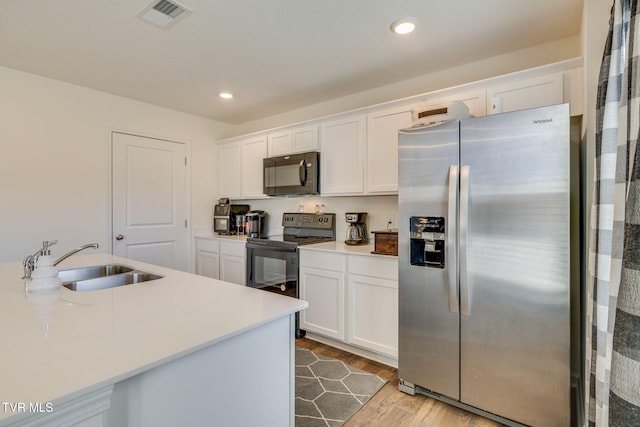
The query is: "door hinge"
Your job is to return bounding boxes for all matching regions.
[185,219,188,228]
[184,157,187,166]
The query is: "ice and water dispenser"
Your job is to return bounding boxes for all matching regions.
[410,216,445,269]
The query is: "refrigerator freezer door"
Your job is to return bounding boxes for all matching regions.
[398,120,460,400]
[459,104,570,426]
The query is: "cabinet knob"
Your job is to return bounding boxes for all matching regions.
[115,234,125,241]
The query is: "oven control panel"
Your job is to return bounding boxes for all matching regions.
[282,213,335,229]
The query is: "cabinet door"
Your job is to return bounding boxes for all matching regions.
[267,130,292,157]
[418,89,487,118]
[320,115,365,195]
[241,136,267,198]
[299,266,345,340]
[219,142,241,198]
[486,73,563,114]
[347,274,398,357]
[292,125,318,153]
[220,254,245,285]
[197,250,220,279]
[366,106,413,193]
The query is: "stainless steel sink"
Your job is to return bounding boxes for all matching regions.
[59,264,163,291]
[58,264,134,282]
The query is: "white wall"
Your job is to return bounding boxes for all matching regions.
[0,66,233,263]
[582,0,612,227]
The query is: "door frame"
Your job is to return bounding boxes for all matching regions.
[108,129,192,269]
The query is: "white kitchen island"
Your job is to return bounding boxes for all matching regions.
[0,253,307,427]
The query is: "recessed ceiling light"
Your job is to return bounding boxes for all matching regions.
[219,92,233,99]
[390,18,415,35]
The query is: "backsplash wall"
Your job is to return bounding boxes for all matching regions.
[232,195,398,240]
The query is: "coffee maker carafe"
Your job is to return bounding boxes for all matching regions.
[345,212,368,245]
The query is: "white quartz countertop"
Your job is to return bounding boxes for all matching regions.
[300,241,398,259]
[194,230,247,241]
[0,253,306,423]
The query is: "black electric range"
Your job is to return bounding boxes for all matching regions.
[246,213,336,248]
[246,213,336,338]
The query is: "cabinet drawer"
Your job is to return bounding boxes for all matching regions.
[220,241,246,257]
[300,250,345,271]
[348,255,398,281]
[196,238,220,253]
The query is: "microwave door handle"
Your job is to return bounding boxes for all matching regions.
[298,159,307,186]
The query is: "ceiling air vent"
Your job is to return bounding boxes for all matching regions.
[137,0,192,29]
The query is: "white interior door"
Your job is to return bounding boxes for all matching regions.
[112,132,188,271]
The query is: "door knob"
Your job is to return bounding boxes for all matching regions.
[115,234,124,240]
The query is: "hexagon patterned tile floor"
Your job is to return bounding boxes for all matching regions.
[295,347,387,426]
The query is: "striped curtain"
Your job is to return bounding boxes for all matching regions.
[587,0,640,426]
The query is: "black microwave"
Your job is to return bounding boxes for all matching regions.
[263,151,320,196]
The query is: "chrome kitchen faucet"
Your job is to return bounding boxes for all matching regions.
[22,241,99,279]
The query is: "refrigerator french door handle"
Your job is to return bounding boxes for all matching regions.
[447,165,458,313]
[459,164,471,316]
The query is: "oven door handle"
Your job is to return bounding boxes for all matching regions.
[246,241,297,252]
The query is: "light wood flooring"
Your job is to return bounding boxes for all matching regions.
[296,338,504,427]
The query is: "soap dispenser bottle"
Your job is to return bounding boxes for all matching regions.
[29,240,62,293]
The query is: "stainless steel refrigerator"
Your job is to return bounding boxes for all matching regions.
[398,103,577,427]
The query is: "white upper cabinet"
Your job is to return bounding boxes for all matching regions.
[320,115,365,195]
[218,135,267,200]
[292,125,319,153]
[366,105,414,193]
[417,89,487,118]
[217,61,581,200]
[486,73,563,114]
[267,130,291,157]
[218,142,241,199]
[241,135,267,199]
[267,125,318,157]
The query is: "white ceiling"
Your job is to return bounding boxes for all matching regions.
[0,0,583,125]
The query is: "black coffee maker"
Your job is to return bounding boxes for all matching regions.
[245,210,268,238]
[345,212,368,245]
[213,198,249,235]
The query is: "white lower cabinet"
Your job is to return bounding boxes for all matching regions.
[195,238,220,279]
[347,275,398,357]
[197,250,220,279]
[195,237,246,285]
[299,252,345,340]
[347,255,398,358]
[299,248,398,361]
